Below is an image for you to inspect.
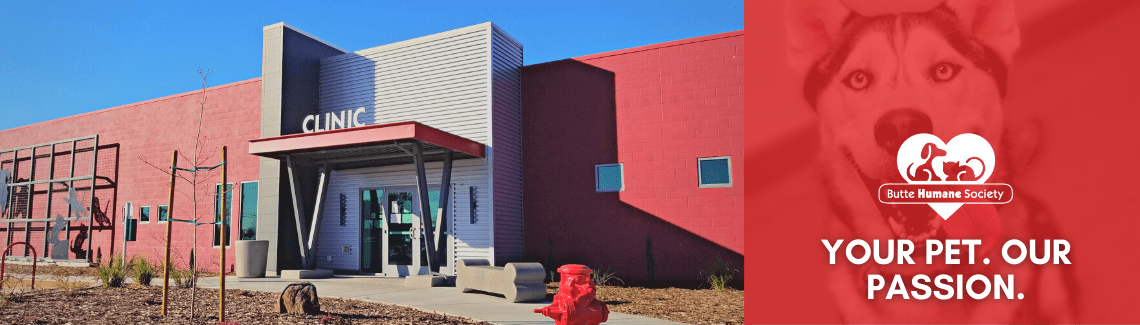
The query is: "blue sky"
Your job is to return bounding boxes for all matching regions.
[0,1,742,131]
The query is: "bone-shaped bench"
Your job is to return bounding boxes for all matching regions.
[456,259,546,303]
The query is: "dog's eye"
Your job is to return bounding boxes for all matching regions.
[931,62,961,82]
[843,70,871,90]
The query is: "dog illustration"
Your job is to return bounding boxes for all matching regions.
[942,157,985,181]
[907,143,946,181]
[787,0,1075,322]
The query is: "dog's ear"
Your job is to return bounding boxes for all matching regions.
[944,0,1021,64]
[785,0,851,74]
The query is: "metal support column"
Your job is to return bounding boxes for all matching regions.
[434,151,453,270]
[86,135,98,262]
[41,144,56,257]
[285,156,309,269]
[65,141,76,249]
[3,150,17,253]
[305,165,330,269]
[23,146,35,257]
[411,143,439,273]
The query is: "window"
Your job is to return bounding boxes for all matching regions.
[427,189,447,267]
[140,206,151,223]
[468,186,478,224]
[158,205,169,222]
[239,182,258,240]
[698,156,733,188]
[427,190,447,235]
[124,204,138,241]
[125,218,137,241]
[213,183,233,247]
[595,163,624,192]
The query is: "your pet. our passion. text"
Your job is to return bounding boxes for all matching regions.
[821,239,1071,300]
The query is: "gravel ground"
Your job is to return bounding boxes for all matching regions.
[548,283,744,325]
[0,285,492,324]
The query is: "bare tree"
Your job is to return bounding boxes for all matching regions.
[139,68,227,322]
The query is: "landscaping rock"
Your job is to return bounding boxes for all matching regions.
[276,282,322,315]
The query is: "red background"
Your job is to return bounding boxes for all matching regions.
[745,0,1140,323]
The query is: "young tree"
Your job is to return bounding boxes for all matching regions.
[140,68,227,321]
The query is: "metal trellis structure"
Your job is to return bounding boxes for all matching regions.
[0,135,106,264]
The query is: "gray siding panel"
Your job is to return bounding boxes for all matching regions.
[314,159,493,273]
[490,25,525,265]
[311,22,522,270]
[259,23,346,274]
[318,24,493,144]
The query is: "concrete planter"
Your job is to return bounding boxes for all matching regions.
[235,240,269,278]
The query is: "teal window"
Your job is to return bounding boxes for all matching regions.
[158,205,168,222]
[239,182,258,241]
[595,163,624,192]
[698,156,732,188]
[213,183,233,247]
[427,189,447,266]
[125,218,137,241]
[140,206,151,223]
[427,190,447,235]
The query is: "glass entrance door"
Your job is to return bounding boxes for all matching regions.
[384,188,429,276]
[360,186,447,276]
[360,189,385,273]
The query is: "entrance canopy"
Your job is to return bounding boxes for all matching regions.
[248,121,475,273]
[249,121,484,168]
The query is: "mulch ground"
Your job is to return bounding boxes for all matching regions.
[2,265,743,324]
[2,263,98,277]
[0,285,491,324]
[548,283,744,325]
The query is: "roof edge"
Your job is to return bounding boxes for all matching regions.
[265,22,349,53]
[1,78,262,134]
[573,30,743,62]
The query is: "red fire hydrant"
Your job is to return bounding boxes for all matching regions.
[534,264,609,325]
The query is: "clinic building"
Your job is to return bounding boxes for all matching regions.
[0,22,742,287]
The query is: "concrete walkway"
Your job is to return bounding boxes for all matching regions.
[198,275,684,325]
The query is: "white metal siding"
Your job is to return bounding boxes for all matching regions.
[318,23,493,144]
[490,25,525,264]
[314,159,493,272]
[312,22,523,271]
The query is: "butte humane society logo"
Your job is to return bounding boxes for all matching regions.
[878,133,1013,219]
[818,133,1072,303]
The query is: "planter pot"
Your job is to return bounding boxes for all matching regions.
[235,240,269,278]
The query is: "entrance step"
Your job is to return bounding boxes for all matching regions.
[281,269,334,279]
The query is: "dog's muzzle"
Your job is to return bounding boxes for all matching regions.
[874,108,933,154]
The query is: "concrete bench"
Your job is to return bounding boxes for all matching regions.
[456,259,545,303]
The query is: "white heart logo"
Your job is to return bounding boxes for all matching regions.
[896,133,995,219]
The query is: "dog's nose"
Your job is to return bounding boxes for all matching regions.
[874,108,933,154]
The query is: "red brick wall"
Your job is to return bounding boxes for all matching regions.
[523,31,743,287]
[576,32,744,253]
[0,78,261,271]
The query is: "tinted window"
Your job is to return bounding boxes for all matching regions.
[698,157,732,187]
[240,182,258,240]
[596,164,623,192]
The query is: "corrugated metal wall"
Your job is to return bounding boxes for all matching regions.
[318,23,493,143]
[489,25,525,264]
[312,22,523,272]
[314,159,492,272]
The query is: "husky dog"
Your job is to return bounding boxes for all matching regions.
[786,0,1075,322]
